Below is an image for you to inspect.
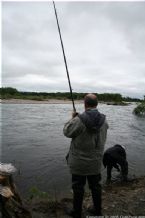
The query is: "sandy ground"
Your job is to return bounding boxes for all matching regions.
[0,98,131,106]
[28,176,145,217]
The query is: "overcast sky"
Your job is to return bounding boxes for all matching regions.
[2,1,145,98]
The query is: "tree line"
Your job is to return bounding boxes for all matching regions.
[0,87,143,102]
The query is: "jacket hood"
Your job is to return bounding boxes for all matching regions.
[78,109,105,132]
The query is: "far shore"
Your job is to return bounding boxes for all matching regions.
[0,98,131,105]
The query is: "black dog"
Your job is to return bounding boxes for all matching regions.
[103,144,128,183]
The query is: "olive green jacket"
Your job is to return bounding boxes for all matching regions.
[63,114,109,175]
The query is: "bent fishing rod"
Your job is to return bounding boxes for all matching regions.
[53,1,76,112]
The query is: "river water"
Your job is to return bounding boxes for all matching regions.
[1,103,145,197]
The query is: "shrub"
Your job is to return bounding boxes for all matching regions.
[133,102,145,116]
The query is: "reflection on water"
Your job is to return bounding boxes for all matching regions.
[1,103,145,196]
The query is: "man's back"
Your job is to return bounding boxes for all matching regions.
[63,108,108,175]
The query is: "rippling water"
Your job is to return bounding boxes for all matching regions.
[1,103,145,197]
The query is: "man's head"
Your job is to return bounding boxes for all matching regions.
[84,93,98,110]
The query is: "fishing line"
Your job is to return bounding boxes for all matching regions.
[53,1,76,112]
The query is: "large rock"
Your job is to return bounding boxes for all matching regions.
[0,164,32,218]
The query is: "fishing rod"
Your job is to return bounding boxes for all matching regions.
[53,1,76,112]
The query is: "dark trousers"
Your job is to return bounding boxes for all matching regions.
[72,174,102,217]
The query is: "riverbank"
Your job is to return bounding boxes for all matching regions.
[0,98,83,104]
[0,98,130,105]
[27,176,145,217]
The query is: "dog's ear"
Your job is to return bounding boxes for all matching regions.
[120,145,125,150]
[115,144,126,150]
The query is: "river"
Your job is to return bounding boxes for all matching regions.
[1,103,145,198]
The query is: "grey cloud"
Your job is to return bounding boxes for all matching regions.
[2,1,145,98]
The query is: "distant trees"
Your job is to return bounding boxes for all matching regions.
[0,87,20,99]
[0,87,18,95]
[123,96,142,103]
[97,93,122,102]
[0,87,142,103]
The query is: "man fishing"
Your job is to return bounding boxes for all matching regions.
[63,93,109,218]
[53,4,108,217]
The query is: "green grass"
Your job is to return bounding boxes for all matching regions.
[29,186,50,199]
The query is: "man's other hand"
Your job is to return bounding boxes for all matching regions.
[72,111,78,118]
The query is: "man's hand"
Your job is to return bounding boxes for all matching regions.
[72,111,78,118]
